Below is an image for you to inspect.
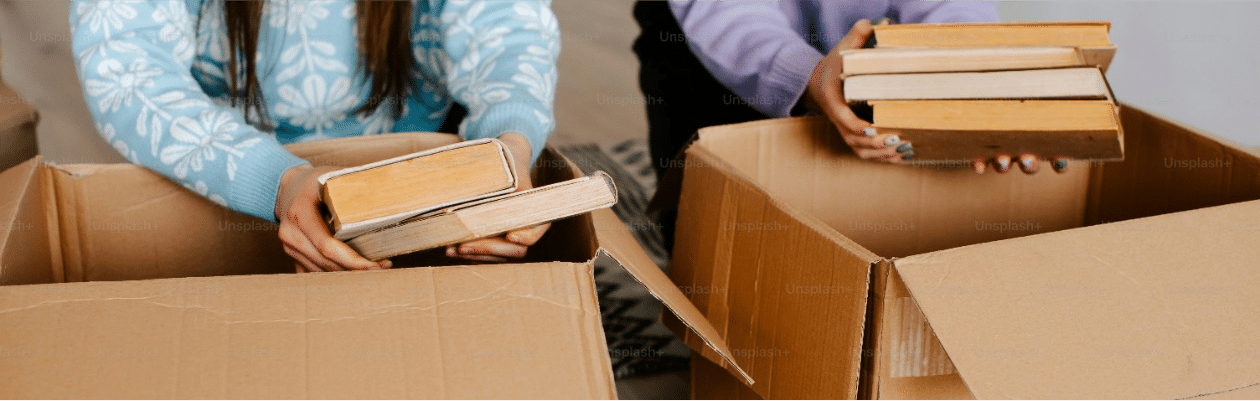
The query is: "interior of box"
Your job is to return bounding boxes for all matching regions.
[691,107,1260,400]
[0,134,597,286]
[695,105,1260,258]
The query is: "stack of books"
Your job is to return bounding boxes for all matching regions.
[318,138,618,261]
[841,21,1124,162]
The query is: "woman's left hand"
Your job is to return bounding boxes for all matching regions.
[446,132,551,263]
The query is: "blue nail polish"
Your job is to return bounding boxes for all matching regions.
[1054,159,1069,171]
[863,128,878,137]
[901,151,916,160]
[896,142,912,153]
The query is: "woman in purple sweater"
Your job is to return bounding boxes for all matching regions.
[635,0,1062,247]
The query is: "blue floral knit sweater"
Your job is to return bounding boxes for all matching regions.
[71,0,559,222]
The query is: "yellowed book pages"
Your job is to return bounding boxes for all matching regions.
[870,99,1123,161]
[320,138,516,239]
[348,172,618,261]
[843,67,1109,103]
[840,47,1085,77]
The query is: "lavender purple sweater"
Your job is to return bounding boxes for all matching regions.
[668,0,997,117]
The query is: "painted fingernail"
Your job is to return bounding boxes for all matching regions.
[895,142,912,153]
[379,260,393,269]
[1053,159,1069,171]
[900,151,915,160]
[863,128,877,137]
[996,158,1011,172]
[446,247,456,257]
[883,135,900,147]
[1020,155,1037,170]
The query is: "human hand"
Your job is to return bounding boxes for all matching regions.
[805,18,913,163]
[973,155,1071,175]
[445,133,551,263]
[276,164,391,273]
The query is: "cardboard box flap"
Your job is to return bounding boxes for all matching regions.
[591,207,754,385]
[0,157,57,285]
[894,200,1260,399]
[0,263,615,399]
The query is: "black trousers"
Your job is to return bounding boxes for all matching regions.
[632,0,771,251]
[632,1,768,180]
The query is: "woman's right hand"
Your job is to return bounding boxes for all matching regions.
[805,19,912,163]
[276,165,391,273]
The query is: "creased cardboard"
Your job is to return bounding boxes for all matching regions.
[0,132,737,399]
[670,105,1260,399]
[0,263,613,399]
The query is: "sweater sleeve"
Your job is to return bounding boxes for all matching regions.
[71,0,309,222]
[892,0,998,24]
[668,1,824,118]
[438,0,560,164]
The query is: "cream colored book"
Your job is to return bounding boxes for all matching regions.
[840,47,1085,77]
[873,21,1116,71]
[868,99,1123,161]
[843,67,1110,103]
[318,138,517,240]
[347,172,618,261]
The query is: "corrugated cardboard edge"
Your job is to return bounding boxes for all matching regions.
[591,206,754,385]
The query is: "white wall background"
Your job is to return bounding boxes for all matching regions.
[1000,1,1260,148]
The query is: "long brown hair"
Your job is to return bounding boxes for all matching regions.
[223,1,417,126]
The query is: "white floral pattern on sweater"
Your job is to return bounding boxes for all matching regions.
[71,0,560,222]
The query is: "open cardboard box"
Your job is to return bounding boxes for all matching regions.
[666,105,1260,399]
[0,82,39,172]
[0,133,740,399]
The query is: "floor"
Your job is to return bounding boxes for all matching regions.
[550,0,650,147]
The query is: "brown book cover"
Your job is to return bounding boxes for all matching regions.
[872,21,1116,71]
[318,138,517,239]
[869,99,1123,161]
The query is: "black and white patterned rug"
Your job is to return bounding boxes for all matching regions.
[558,140,691,395]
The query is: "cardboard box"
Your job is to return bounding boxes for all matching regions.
[666,105,1260,399]
[0,83,38,172]
[0,133,740,399]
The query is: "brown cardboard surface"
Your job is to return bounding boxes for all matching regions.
[673,106,1260,400]
[0,83,39,172]
[0,158,55,285]
[895,199,1260,399]
[0,131,744,399]
[0,263,613,399]
[671,141,877,399]
[690,116,1090,259]
[691,356,764,400]
[592,207,752,384]
[1088,104,1260,225]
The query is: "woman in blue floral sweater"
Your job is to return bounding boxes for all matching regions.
[72,0,559,272]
